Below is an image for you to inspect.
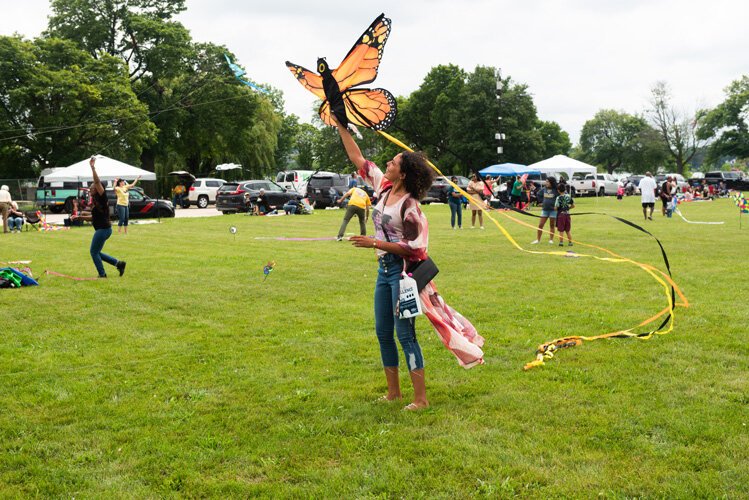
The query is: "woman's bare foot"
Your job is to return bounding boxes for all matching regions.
[403,401,429,411]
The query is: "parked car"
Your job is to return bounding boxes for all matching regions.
[275,170,315,196]
[105,188,174,218]
[167,173,225,208]
[703,171,749,190]
[423,176,470,204]
[569,173,618,196]
[67,187,174,218]
[215,180,300,214]
[306,173,371,208]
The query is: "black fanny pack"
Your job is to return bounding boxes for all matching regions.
[406,257,439,292]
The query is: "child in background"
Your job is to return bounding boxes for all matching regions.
[554,182,575,246]
[616,183,624,200]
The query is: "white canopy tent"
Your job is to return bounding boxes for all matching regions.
[527,155,597,180]
[44,155,156,183]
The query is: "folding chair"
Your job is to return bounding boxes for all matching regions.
[24,211,41,231]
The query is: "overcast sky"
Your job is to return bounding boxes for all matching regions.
[2,0,748,144]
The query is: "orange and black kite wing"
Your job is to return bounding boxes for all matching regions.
[318,88,397,130]
[285,61,325,100]
[331,13,391,92]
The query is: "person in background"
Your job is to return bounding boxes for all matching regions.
[7,201,24,233]
[510,176,524,209]
[466,173,485,229]
[114,176,140,234]
[638,172,658,220]
[253,188,271,215]
[531,177,559,244]
[283,198,300,215]
[171,183,186,209]
[616,181,625,200]
[446,176,463,229]
[336,185,371,240]
[554,182,575,246]
[328,186,339,206]
[71,157,126,278]
[0,184,12,234]
[659,176,674,216]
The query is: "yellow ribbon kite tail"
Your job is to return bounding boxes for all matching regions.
[376,130,688,370]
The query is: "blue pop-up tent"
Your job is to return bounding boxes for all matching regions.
[479,163,540,177]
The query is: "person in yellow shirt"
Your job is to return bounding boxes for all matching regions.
[336,185,371,241]
[171,183,186,209]
[114,176,140,234]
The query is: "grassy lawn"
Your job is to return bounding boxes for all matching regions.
[1,196,747,497]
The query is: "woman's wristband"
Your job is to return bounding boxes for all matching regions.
[372,239,378,249]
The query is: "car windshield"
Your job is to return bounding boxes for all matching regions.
[724,172,741,179]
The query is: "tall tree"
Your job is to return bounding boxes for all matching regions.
[648,81,703,174]
[46,0,191,81]
[696,75,749,166]
[579,109,663,174]
[0,36,155,177]
[537,120,572,158]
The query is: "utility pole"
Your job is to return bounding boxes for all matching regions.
[495,68,505,164]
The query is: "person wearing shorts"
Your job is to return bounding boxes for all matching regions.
[554,182,574,246]
[638,172,657,220]
[531,177,559,244]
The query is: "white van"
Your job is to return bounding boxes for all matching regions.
[275,170,315,196]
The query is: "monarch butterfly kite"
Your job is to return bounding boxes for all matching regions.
[285,13,397,130]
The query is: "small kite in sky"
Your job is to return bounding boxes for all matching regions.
[224,54,270,94]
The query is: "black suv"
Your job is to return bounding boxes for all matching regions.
[216,180,300,214]
[704,171,749,190]
[423,176,470,204]
[307,173,374,208]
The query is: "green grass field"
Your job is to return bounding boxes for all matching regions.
[1,196,747,497]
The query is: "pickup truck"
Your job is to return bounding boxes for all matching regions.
[568,173,619,196]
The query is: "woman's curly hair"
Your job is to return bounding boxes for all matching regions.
[400,151,434,200]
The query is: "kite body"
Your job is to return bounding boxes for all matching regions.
[285,13,397,130]
[224,54,269,94]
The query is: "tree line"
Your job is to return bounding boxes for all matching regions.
[1,0,746,180]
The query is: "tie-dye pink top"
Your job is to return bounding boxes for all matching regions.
[359,160,429,262]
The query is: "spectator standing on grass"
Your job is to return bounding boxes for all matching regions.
[466,174,485,229]
[0,185,12,234]
[638,172,657,220]
[336,186,371,241]
[554,182,575,246]
[659,176,674,216]
[446,176,463,229]
[114,176,140,234]
[531,177,558,244]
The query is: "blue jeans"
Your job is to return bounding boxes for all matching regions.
[8,217,24,231]
[374,254,424,370]
[90,227,118,277]
[116,205,129,227]
[449,201,462,228]
[283,203,297,214]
